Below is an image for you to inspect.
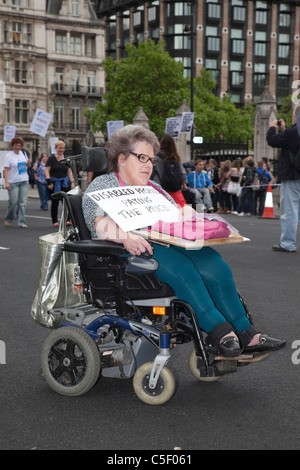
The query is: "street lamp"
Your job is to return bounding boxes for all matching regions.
[184,1,196,159]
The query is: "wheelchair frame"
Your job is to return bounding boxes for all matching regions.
[39,191,258,405]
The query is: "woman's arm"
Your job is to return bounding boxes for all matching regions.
[94,215,153,256]
[3,167,10,190]
[45,165,53,190]
[67,167,75,189]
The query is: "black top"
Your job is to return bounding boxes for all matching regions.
[266,125,300,181]
[46,155,71,179]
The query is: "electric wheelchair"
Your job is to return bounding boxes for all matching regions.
[37,189,267,405]
[37,148,264,405]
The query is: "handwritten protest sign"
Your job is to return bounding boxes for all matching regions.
[3,125,16,142]
[87,185,180,232]
[165,117,181,138]
[30,109,52,137]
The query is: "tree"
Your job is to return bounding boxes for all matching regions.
[86,40,189,138]
[193,69,256,143]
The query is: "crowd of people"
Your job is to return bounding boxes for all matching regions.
[181,155,274,217]
[151,133,274,218]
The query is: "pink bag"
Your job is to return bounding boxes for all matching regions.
[150,217,230,241]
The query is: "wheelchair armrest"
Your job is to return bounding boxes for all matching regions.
[63,240,128,256]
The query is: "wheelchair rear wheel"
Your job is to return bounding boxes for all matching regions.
[133,362,176,405]
[188,350,221,382]
[41,327,101,396]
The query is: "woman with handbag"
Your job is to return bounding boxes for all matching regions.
[82,124,286,357]
[217,160,231,213]
[227,159,242,214]
[45,140,75,227]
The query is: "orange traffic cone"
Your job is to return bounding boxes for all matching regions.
[261,184,276,218]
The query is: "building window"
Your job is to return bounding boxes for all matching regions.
[205,58,219,82]
[55,67,64,91]
[148,5,157,22]
[3,21,9,42]
[87,71,96,93]
[279,4,291,28]
[72,0,79,16]
[26,24,32,44]
[253,63,267,101]
[55,99,65,128]
[6,99,11,123]
[72,100,80,130]
[12,0,21,5]
[15,61,27,84]
[232,5,246,22]
[15,99,29,124]
[70,35,82,56]
[230,61,244,86]
[72,70,80,92]
[12,22,22,44]
[255,1,268,25]
[56,33,67,54]
[5,61,10,82]
[174,2,191,16]
[207,2,221,20]
[254,31,267,57]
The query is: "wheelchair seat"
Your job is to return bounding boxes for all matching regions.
[63,193,175,302]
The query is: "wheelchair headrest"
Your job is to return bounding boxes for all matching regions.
[81,146,107,173]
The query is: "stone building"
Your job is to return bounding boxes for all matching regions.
[94,0,300,107]
[0,0,105,158]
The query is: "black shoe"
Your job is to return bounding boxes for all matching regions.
[272,244,296,253]
[218,336,241,357]
[244,334,286,354]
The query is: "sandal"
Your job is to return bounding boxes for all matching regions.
[53,222,59,227]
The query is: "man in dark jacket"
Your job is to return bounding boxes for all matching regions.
[266,105,300,252]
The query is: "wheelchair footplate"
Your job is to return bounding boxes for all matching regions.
[215,353,270,363]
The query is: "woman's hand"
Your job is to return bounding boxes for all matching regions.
[123,233,153,256]
[95,215,153,256]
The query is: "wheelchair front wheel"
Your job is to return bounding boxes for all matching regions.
[188,350,221,382]
[133,362,176,405]
[41,326,101,397]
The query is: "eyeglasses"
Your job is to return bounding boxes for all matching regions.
[128,151,157,166]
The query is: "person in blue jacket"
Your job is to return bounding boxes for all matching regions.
[187,160,214,212]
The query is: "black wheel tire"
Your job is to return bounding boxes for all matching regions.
[41,327,101,397]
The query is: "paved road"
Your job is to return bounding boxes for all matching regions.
[0,194,299,450]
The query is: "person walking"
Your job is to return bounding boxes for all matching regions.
[34,153,50,211]
[267,106,300,252]
[45,140,75,227]
[238,158,257,216]
[3,136,30,228]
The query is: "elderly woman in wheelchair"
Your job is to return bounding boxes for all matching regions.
[38,125,285,405]
[83,125,285,356]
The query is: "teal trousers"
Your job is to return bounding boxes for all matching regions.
[152,245,250,334]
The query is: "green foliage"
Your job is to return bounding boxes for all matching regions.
[86,41,255,143]
[279,95,294,127]
[193,69,255,142]
[86,40,188,138]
